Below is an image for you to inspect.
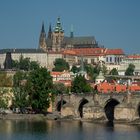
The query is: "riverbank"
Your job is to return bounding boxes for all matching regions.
[1,113,140,125]
[0,113,59,121]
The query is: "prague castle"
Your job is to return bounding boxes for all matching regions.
[39,17,99,52]
[0,17,126,73]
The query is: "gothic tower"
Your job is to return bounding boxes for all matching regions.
[52,17,64,52]
[47,23,52,39]
[39,22,47,51]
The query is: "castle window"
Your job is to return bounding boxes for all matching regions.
[106,57,108,62]
[110,57,112,62]
[115,57,117,62]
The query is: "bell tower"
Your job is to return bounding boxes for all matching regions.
[52,17,64,52]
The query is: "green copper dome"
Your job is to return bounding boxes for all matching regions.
[54,17,64,33]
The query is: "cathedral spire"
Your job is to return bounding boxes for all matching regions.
[48,23,52,39]
[41,21,45,33]
[38,21,47,51]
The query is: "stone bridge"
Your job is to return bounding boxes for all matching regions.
[53,92,140,122]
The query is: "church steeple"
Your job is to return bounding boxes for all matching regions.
[47,23,52,39]
[41,22,45,33]
[38,21,47,51]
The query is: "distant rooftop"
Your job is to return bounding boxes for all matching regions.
[127,55,140,59]
[0,48,46,54]
[63,48,124,56]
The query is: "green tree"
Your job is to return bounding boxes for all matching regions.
[125,64,135,76]
[12,60,19,69]
[71,65,80,73]
[52,58,69,72]
[109,68,119,75]
[0,88,9,109]
[12,71,29,113]
[12,55,40,71]
[71,74,93,93]
[53,83,68,95]
[12,55,30,71]
[30,61,40,70]
[102,65,108,75]
[108,68,119,81]
[85,64,94,80]
[12,87,29,113]
[13,71,27,87]
[0,71,12,87]
[26,67,53,113]
[84,64,101,81]
[19,56,30,71]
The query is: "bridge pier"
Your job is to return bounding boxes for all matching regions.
[83,104,106,120]
[61,103,75,118]
[114,105,136,121]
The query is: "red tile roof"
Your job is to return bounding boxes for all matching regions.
[105,49,124,55]
[127,55,140,59]
[63,48,124,56]
[51,72,63,76]
[63,48,106,56]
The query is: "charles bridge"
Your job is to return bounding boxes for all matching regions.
[53,92,140,122]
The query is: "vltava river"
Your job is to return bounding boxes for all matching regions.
[0,120,140,140]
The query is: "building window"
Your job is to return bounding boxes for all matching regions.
[115,57,117,63]
[106,57,108,62]
[84,59,88,64]
[91,59,95,64]
[118,57,120,63]
[110,57,112,62]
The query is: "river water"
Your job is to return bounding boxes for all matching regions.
[0,120,140,140]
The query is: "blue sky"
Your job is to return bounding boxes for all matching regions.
[0,0,140,54]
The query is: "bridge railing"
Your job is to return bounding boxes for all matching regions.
[56,91,140,97]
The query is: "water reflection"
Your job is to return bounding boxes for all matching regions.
[0,120,140,140]
[105,121,114,131]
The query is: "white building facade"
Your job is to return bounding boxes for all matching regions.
[119,55,140,75]
[0,49,63,70]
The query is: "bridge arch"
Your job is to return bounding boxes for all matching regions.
[104,98,120,122]
[56,99,67,112]
[78,98,89,118]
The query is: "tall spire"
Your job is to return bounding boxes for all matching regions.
[48,23,52,39]
[38,21,47,51]
[70,24,74,38]
[41,21,45,33]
